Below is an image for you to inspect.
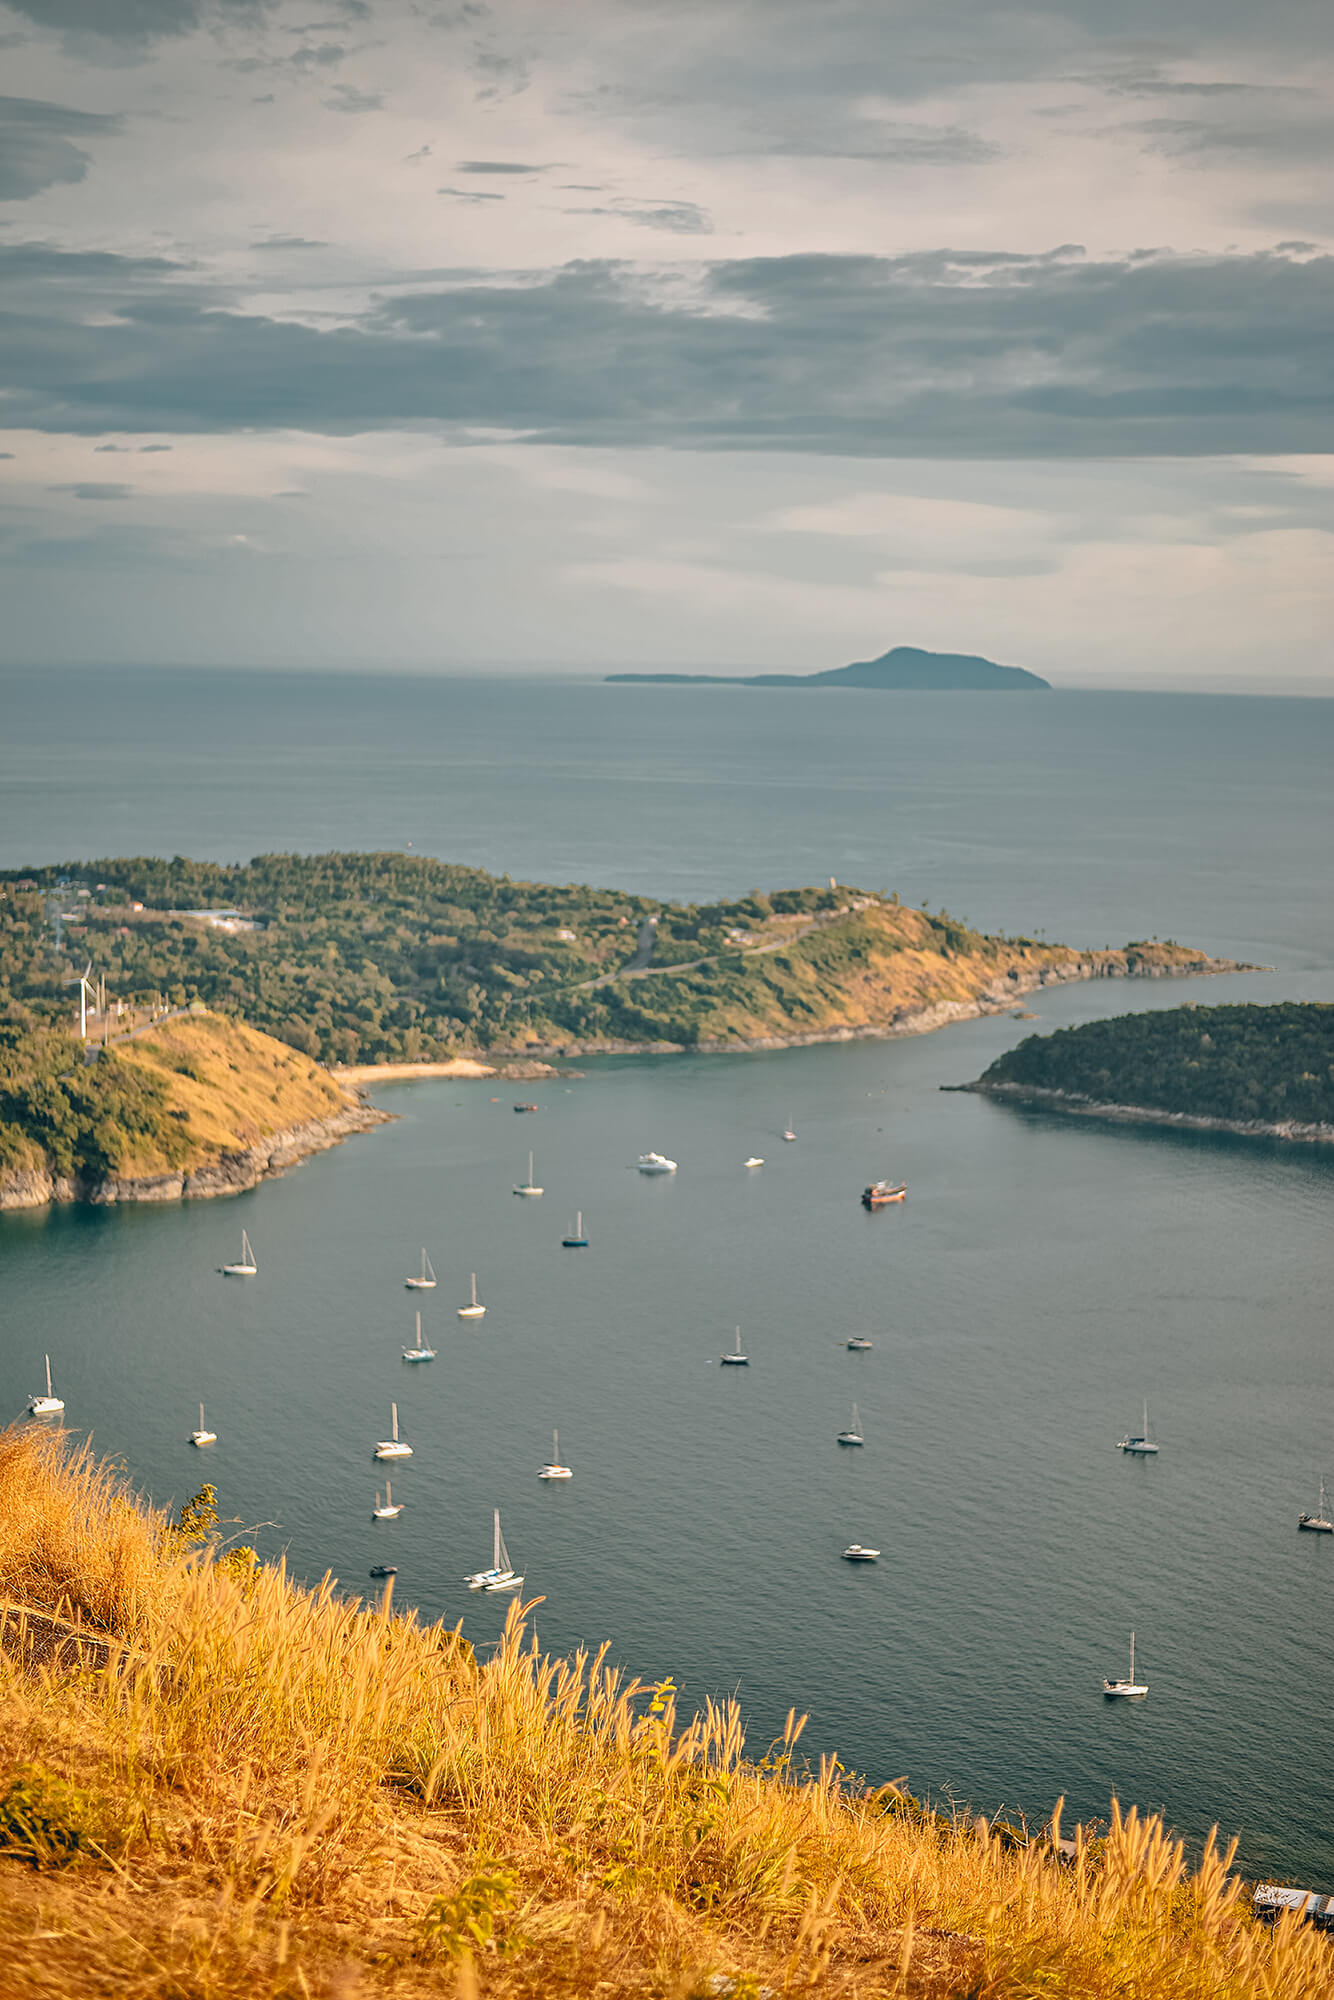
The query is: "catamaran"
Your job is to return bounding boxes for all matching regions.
[402,1310,436,1362]
[457,1272,486,1320]
[837,1403,865,1446]
[561,1211,589,1248]
[373,1482,404,1519]
[720,1328,749,1366]
[220,1227,258,1277]
[405,1249,437,1291]
[1103,1630,1148,1698]
[189,1402,216,1446]
[538,1429,572,1480]
[28,1353,64,1417]
[638,1151,677,1174]
[1118,1399,1159,1455]
[465,1509,524,1592]
[1299,1476,1334,1533]
[374,1402,413,1460]
[513,1151,543,1196]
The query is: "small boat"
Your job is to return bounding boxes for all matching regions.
[402,1310,436,1363]
[720,1328,749,1366]
[373,1482,404,1519]
[1299,1476,1334,1534]
[457,1272,486,1320]
[846,1336,873,1351]
[405,1248,437,1291]
[189,1401,217,1447]
[538,1428,572,1480]
[28,1353,64,1417]
[513,1150,543,1196]
[513,1101,538,1113]
[638,1151,677,1174]
[837,1403,865,1446]
[862,1180,906,1208]
[220,1226,258,1276]
[744,1156,764,1168]
[369,1564,397,1578]
[465,1508,524,1592]
[842,1543,880,1562]
[1103,1630,1148,1698]
[782,1119,796,1142]
[1118,1399,1159,1455]
[374,1401,413,1460]
[561,1211,589,1248]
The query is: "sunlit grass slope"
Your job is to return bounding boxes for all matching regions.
[0,1427,1327,1998]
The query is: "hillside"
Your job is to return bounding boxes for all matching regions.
[1,1423,1329,2000]
[607,645,1051,690]
[2,856,1240,1068]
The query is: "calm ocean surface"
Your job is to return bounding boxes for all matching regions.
[2,667,1332,1879]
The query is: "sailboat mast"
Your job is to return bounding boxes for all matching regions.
[1129,1631,1135,1682]
[493,1508,501,1568]
[415,1310,422,1345]
[45,1353,52,1396]
[391,1401,398,1441]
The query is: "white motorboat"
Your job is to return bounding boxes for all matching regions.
[373,1482,404,1519]
[1118,1399,1159,1455]
[744,1156,764,1168]
[465,1508,524,1592]
[513,1151,543,1196]
[637,1152,677,1174]
[1103,1630,1148,1698]
[405,1249,437,1291]
[374,1401,413,1460]
[189,1401,217,1446]
[846,1336,873,1351]
[1299,1476,1334,1533]
[837,1403,865,1446]
[220,1227,257,1277]
[538,1428,572,1480]
[402,1310,436,1362]
[720,1328,749,1366]
[842,1543,879,1562]
[457,1272,486,1320]
[28,1353,64,1417]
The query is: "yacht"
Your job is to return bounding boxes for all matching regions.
[28,1353,64,1417]
[720,1328,749,1366]
[401,1310,436,1362]
[638,1151,677,1174]
[561,1211,589,1248]
[1299,1476,1334,1533]
[862,1180,907,1208]
[513,1151,543,1196]
[457,1273,486,1320]
[220,1227,258,1277]
[842,1543,880,1562]
[369,1564,397,1579]
[744,1156,764,1169]
[837,1403,865,1446]
[189,1402,217,1447]
[373,1482,404,1519]
[465,1509,524,1592]
[374,1402,413,1460]
[405,1249,437,1291]
[1103,1631,1149,1698]
[538,1429,572,1480]
[1117,1400,1159,1455]
[846,1336,873,1351]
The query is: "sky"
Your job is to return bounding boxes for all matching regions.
[0,0,1332,687]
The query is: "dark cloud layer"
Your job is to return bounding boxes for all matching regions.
[0,93,121,201]
[2,240,1330,456]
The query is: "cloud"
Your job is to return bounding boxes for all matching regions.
[0,93,121,201]
[456,159,546,174]
[438,186,505,201]
[250,235,329,249]
[3,0,274,53]
[324,83,381,113]
[48,480,134,498]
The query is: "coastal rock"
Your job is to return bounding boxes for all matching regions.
[958,1079,1334,1147]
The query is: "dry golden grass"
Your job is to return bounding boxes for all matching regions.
[0,1423,1328,1999]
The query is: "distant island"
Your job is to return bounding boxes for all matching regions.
[961,1001,1332,1144]
[606,644,1051,691]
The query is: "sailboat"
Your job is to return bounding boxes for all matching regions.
[374,1402,413,1459]
[1299,1476,1334,1533]
[513,1151,543,1197]
[402,1309,436,1362]
[1103,1630,1149,1698]
[220,1227,258,1277]
[465,1508,524,1591]
[189,1402,217,1447]
[457,1273,486,1320]
[720,1328,749,1366]
[561,1211,589,1248]
[28,1354,64,1417]
[837,1403,865,1446]
[405,1249,437,1291]
[373,1482,404,1519]
[1117,1399,1159,1455]
[782,1117,796,1142]
[538,1429,572,1480]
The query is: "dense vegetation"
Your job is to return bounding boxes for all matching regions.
[980,1003,1334,1127]
[0,1023,190,1180]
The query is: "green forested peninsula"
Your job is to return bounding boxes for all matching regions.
[973,1002,1334,1132]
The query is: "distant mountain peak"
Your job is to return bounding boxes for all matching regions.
[606,644,1051,691]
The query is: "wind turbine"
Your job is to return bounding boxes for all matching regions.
[66,962,96,1039]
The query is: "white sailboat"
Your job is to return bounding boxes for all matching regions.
[1117,1399,1159,1455]
[782,1117,796,1142]
[720,1327,749,1366]
[405,1249,437,1291]
[513,1151,543,1196]
[539,1429,572,1480]
[837,1403,865,1446]
[402,1310,436,1362]
[374,1401,413,1460]
[465,1508,524,1591]
[457,1272,486,1320]
[1103,1630,1149,1698]
[220,1227,258,1278]
[28,1353,64,1417]
[1299,1476,1334,1533]
[189,1402,216,1446]
[373,1482,404,1519]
